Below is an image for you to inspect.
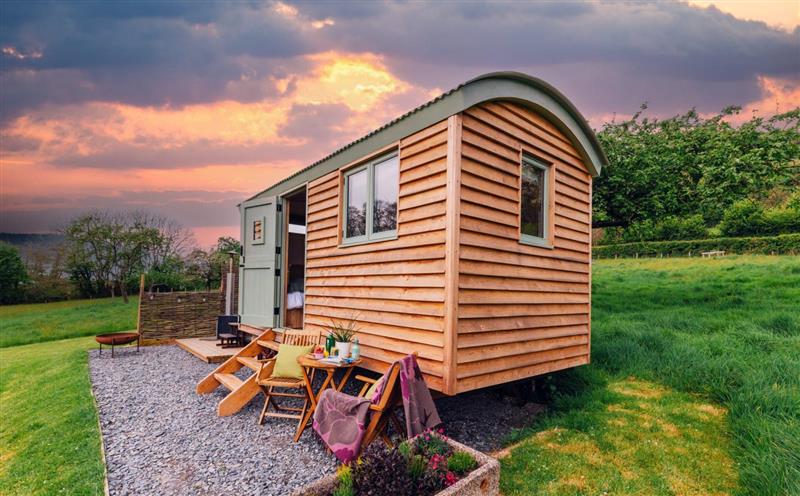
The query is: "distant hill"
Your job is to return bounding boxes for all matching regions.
[0,233,65,267]
[0,233,64,247]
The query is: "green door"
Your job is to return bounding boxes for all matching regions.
[238,196,282,327]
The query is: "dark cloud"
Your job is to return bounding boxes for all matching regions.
[311,2,797,82]
[279,102,352,142]
[0,1,310,122]
[1,0,797,124]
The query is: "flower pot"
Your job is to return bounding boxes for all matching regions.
[335,341,351,358]
[290,435,499,496]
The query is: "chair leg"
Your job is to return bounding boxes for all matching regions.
[390,412,404,437]
[258,387,272,425]
[296,394,309,431]
[268,386,285,412]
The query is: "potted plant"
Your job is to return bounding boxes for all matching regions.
[327,317,358,358]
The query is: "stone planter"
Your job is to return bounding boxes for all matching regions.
[291,435,499,496]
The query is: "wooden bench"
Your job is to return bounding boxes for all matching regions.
[701,250,726,258]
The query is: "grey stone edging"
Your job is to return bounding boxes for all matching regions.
[87,352,111,496]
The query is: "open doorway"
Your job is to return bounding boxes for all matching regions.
[283,188,306,329]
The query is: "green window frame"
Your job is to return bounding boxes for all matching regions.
[342,151,399,245]
[519,155,550,247]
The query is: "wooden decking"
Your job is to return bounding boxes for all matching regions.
[176,337,244,363]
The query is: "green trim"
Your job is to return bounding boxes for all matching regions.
[245,72,605,203]
[341,151,399,245]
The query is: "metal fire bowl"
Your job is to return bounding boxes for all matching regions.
[95,332,139,346]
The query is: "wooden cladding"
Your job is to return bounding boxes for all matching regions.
[301,100,593,395]
[304,122,449,392]
[454,101,592,393]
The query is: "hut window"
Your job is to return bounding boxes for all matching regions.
[345,168,368,239]
[252,218,264,244]
[520,155,550,246]
[343,152,398,244]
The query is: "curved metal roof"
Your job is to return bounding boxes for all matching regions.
[248,71,605,201]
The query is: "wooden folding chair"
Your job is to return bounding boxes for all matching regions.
[355,352,418,447]
[255,330,320,428]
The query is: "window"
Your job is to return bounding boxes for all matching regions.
[343,152,398,243]
[520,155,550,246]
[252,218,264,244]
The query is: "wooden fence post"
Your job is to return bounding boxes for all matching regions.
[136,274,145,334]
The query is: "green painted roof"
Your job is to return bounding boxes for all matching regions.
[248,71,605,201]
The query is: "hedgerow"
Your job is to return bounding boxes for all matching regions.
[593,234,800,258]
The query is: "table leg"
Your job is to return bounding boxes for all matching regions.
[294,369,334,442]
[336,367,356,392]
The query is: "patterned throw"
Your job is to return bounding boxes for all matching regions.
[312,354,442,462]
[312,389,371,463]
[398,354,442,437]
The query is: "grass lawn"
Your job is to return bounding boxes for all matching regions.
[1,257,797,495]
[0,337,105,495]
[502,377,737,495]
[501,255,800,496]
[0,298,134,494]
[0,297,138,348]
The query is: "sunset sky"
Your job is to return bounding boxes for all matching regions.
[1,0,798,247]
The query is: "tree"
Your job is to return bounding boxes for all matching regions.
[23,243,75,302]
[184,237,242,291]
[185,248,216,291]
[594,105,800,228]
[0,242,28,304]
[63,211,193,302]
[110,219,161,303]
[208,236,241,272]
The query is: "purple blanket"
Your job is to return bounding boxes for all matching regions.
[399,354,442,437]
[312,355,441,461]
[312,389,371,463]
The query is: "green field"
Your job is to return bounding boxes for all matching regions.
[501,256,800,496]
[0,337,105,496]
[0,297,136,495]
[0,297,138,348]
[1,257,798,495]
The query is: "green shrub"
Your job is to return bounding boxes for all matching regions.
[763,207,800,235]
[719,199,800,237]
[620,220,657,243]
[333,465,354,496]
[594,234,800,258]
[397,440,412,459]
[600,215,710,245]
[446,451,477,475]
[659,214,708,241]
[719,200,765,236]
[408,454,427,481]
[787,191,800,210]
[0,242,28,304]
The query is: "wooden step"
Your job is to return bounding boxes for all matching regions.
[214,373,243,391]
[195,328,276,417]
[196,329,274,395]
[218,373,261,417]
[237,356,261,371]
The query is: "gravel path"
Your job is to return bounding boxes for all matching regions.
[89,344,542,495]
